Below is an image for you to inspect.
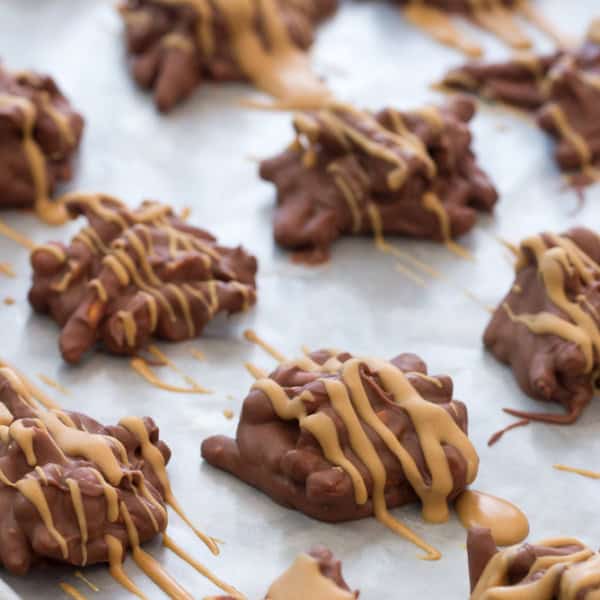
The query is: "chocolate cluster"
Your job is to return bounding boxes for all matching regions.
[29,194,258,363]
[468,527,600,598]
[0,65,83,210]
[260,97,497,262]
[441,21,600,182]
[0,367,170,574]
[120,0,337,112]
[202,350,477,525]
[484,227,600,424]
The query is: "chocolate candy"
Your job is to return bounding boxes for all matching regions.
[0,65,83,223]
[484,227,600,424]
[29,193,258,363]
[202,349,479,559]
[259,97,497,263]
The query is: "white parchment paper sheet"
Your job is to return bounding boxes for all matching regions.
[1,0,600,597]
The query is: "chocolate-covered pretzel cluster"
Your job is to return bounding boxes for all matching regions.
[120,0,337,112]
[0,65,83,220]
[485,227,600,424]
[0,367,170,574]
[29,194,258,363]
[260,97,497,262]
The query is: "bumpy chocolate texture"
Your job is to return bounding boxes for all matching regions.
[202,350,478,551]
[441,21,600,181]
[467,527,600,599]
[0,367,170,574]
[0,65,84,214]
[259,97,498,262]
[216,546,358,600]
[28,194,258,363]
[484,227,600,424]
[120,0,337,112]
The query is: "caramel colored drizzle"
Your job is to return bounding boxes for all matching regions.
[66,478,89,565]
[0,263,15,277]
[244,362,268,380]
[472,538,599,599]
[266,553,355,600]
[130,357,210,394]
[59,583,88,600]
[0,359,60,410]
[38,374,70,396]
[105,534,148,600]
[254,355,479,559]
[0,93,73,225]
[455,490,529,546]
[554,464,600,480]
[74,571,100,592]
[0,219,36,250]
[189,347,206,361]
[223,409,234,420]
[243,329,286,362]
[148,0,331,108]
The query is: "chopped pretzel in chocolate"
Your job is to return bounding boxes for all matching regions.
[441,20,600,185]
[202,350,479,560]
[120,0,337,112]
[28,193,258,364]
[216,546,358,600]
[259,97,497,263]
[467,527,600,599]
[0,65,84,224]
[484,227,600,424]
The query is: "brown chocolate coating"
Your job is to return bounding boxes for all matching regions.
[441,25,600,178]
[0,65,84,209]
[215,546,358,599]
[467,528,598,598]
[259,97,497,261]
[0,369,171,575]
[120,0,337,112]
[202,351,471,524]
[28,194,258,363]
[484,227,600,424]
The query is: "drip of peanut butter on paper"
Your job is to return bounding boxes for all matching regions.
[404,0,565,57]
[253,353,480,560]
[0,89,77,224]
[554,464,600,480]
[0,367,241,599]
[59,583,87,600]
[472,538,600,600]
[266,554,355,600]
[138,0,331,108]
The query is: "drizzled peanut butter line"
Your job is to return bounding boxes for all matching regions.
[127,0,331,108]
[59,583,87,600]
[265,554,355,600]
[554,464,600,480]
[0,85,77,224]
[0,368,237,599]
[0,219,36,250]
[472,538,600,599]
[253,353,479,559]
[506,233,600,376]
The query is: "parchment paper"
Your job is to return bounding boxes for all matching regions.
[1,1,600,598]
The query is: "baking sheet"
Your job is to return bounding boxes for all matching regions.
[1,0,600,598]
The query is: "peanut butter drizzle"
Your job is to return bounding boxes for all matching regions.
[163,534,244,598]
[471,3,531,50]
[421,192,473,259]
[74,571,100,592]
[151,0,331,108]
[130,357,210,394]
[189,347,206,361]
[455,490,529,546]
[245,362,268,380]
[254,354,479,559]
[472,538,599,599]
[0,93,72,225]
[119,416,221,555]
[266,553,355,600]
[38,374,70,396]
[0,219,36,250]
[505,234,600,385]
[554,464,600,480]
[243,329,286,362]
[0,262,15,277]
[59,583,88,600]
[0,403,13,426]
[146,345,209,392]
[0,359,60,410]
[223,409,234,420]
[66,478,89,565]
[403,3,483,57]
[105,534,148,600]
